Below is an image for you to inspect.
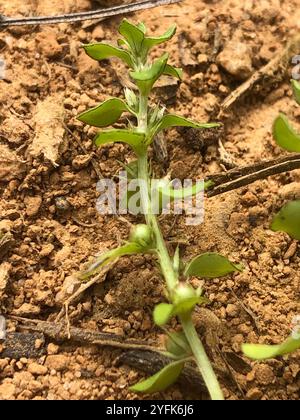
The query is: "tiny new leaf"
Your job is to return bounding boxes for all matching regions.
[153,303,174,327]
[291,79,300,105]
[83,43,133,67]
[271,200,300,240]
[184,252,243,278]
[77,98,130,128]
[173,297,205,316]
[118,19,145,55]
[273,113,300,153]
[95,129,146,155]
[242,336,300,360]
[130,361,184,394]
[172,284,208,317]
[163,64,183,79]
[130,53,169,95]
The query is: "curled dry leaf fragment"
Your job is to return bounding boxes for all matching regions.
[30,94,65,166]
[0,262,10,298]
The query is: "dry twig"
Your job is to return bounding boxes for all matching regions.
[218,35,300,117]
[0,0,182,27]
[8,316,231,394]
[206,154,300,197]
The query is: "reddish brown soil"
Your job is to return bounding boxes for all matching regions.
[0,0,299,400]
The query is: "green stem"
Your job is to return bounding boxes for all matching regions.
[180,315,224,400]
[138,92,148,132]
[138,154,178,292]
[136,90,224,401]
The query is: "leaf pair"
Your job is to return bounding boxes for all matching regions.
[118,19,177,60]
[78,103,219,155]
[77,99,146,154]
[242,335,300,360]
[83,20,181,83]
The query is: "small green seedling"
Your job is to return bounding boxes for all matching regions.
[271,80,300,241]
[77,20,244,401]
[243,80,300,360]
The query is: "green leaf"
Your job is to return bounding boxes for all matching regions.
[273,113,300,152]
[173,297,204,316]
[118,19,145,55]
[130,361,184,394]
[79,243,142,280]
[77,99,130,128]
[143,25,177,51]
[83,43,133,67]
[242,336,300,360]
[165,332,191,358]
[163,64,183,80]
[158,180,204,201]
[130,53,169,95]
[184,252,243,278]
[271,200,300,240]
[95,129,146,155]
[155,114,220,135]
[291,79,300,105]
[153,303,174,326]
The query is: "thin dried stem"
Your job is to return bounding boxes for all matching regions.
[0,0,182,27]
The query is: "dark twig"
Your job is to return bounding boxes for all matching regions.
[206,154,300,197]
[8,316,231,393]
[0,0,182,27]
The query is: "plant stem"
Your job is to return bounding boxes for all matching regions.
[136,90,224,400]
[138,154,178,292]
[138,92,148,132]
[180,315,224,400]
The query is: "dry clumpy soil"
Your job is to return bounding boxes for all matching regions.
[0,0,299,401]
